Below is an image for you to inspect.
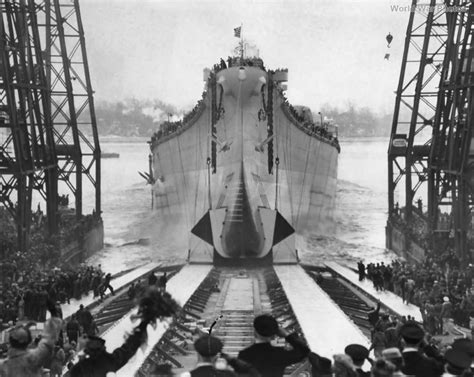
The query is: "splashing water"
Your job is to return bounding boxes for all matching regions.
[86,138,397,273]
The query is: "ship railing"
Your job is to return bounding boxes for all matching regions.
[281,103,340,152]
[222,56,266,71]
[150,101,207,149]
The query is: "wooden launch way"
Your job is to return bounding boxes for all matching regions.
[275,265,369,358]
[60,262,162,319]
[103,264,373,376]
[325,262,423,322]
[60,261,426,375]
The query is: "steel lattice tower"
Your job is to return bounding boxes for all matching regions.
[0,0,57,251]
[388,0,474,263]
[428,3,474,263]
[0,0,100,252]
[37,0,100,219]
[388,0,449,222]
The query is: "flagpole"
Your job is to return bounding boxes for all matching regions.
[240,23,244,60]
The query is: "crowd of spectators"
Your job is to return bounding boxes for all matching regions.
[149,97,205,147]
[3,258,474,376]
[359,252,474,331]
[0,201,104,329]
[0,254,110,329]
[213,56,266,72]
[0,275,177,376]
[389,205,431,251]
[284,101,339,147]
[195,303,474,377]
[57,209,102,246]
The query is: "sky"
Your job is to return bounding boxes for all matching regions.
[80,0,412,114]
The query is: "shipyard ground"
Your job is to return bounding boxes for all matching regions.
[50,258,471,376]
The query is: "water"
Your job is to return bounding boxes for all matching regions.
[86,137,398,273]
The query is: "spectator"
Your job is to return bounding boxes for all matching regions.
[405,278,415,304]
[451,338,474,359]
[184,334,236,376]
[370,327,387,358]
[128,282,136,301]
[0,317,62,376]
[158,272,168,292]
[381,348,404,376]
[399,322,443,377]
[368,301,382,339]
[50,344,66,377]
[238,314,309,377]
[383,321,399,349]
[148,271,158,286]
[344,344,370,376]
[375,314,391,332]
[69,287,179,377]
[69,330,146,377]
[370,359,396,377]
[308,352,333,377]
[66,315,81,343]
[100,273,114,298]
[76,305,93,335]
[358,261,366,282]
[443,348,471,376]
[333,354,357,377]
[440,296,453,335]
[423,299,437,335]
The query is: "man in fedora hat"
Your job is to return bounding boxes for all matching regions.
[238,314,309,377]
[308,351,333,377]
[184,334,236,377]
[443,348,471,376]
[345,344,371,377]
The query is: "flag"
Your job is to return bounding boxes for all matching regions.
[234,26,241,38]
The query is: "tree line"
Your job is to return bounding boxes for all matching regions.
[94,98,393,138]
[317,103,393,138]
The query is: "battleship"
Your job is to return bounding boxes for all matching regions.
[9,55,428,377]
[149,55,340,264]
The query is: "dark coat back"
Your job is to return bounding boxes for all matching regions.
[238,333,309,377]
[401,350,443,377]
[190,365,237,377]
[70,322,146,377]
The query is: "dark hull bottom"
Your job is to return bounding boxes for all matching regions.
[212,250,275,266]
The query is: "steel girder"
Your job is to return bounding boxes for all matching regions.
[0,0,57,251]
[0,0,100,252]
[37,0,100,219]
[388,0,450,223]
[428,3,474,263]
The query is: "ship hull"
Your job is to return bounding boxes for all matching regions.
[151,66,338,261]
